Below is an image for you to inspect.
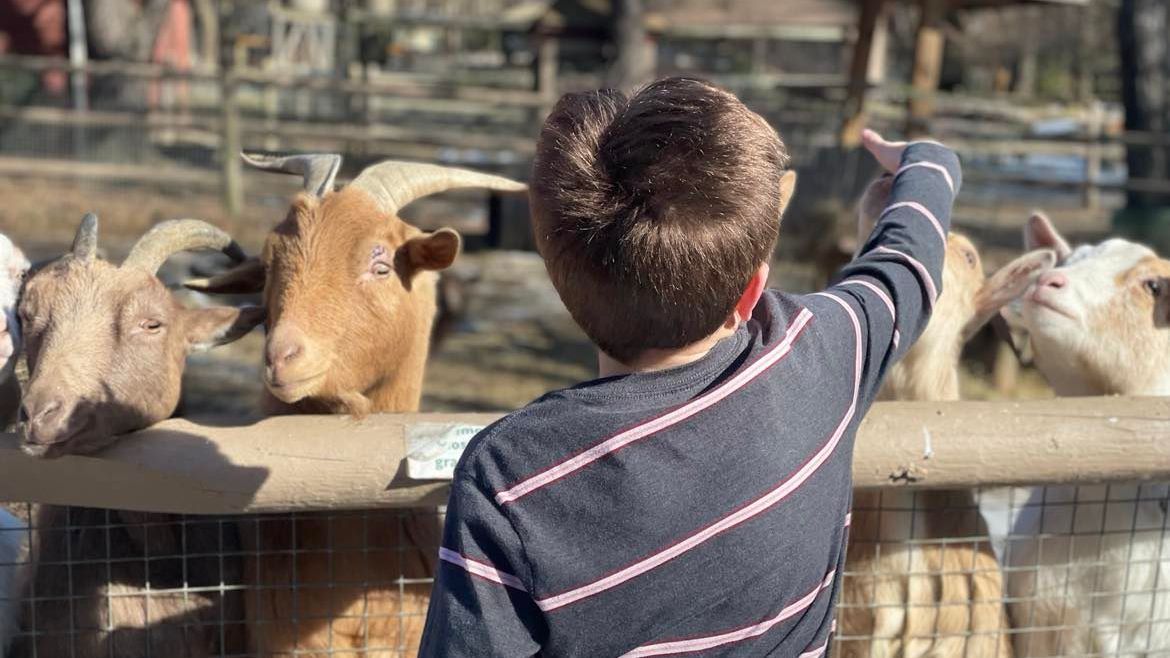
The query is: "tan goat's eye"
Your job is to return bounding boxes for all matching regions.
[140,319,163,332]
[371,262,393,277]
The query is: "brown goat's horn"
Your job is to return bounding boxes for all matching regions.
[241,151,342,197]
[349,161,527,217]
[72,213,99,262]
[122,219,247,274]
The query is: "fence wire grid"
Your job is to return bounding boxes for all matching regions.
[1,484,1168,657]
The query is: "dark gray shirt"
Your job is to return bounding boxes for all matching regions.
[420,142,960,657]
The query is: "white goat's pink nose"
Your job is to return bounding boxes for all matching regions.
[1036,271,1068,290]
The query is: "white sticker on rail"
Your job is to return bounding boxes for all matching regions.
[406,423,485,479]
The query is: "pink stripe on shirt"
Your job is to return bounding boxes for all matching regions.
[495,308,814,506]
[620,570,838,657]
[873,246,938,308]
[878,201,947,244]
[438,547,527,592]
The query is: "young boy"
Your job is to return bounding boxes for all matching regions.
[420,77,960,656]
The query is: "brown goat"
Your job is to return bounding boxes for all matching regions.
[11,215,264,658]
[192,153,526,656]
[835,176,1054,658]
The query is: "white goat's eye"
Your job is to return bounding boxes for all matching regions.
[371,262,393,277]
[1144,279,1163,297]
[140,319,163,332]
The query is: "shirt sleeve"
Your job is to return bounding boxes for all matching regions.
[418,475,545,657]
[813,141,961,400]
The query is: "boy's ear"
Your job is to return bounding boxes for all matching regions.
[777,171,797,219]
[185,305,267,352]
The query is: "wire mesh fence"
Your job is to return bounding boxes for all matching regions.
[2,482,1168,657]
[0,505,443,657]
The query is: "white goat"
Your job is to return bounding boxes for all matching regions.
[838,176,1055,658]
[0,233,30,657]
[0,234,30,428]
[992,212,1170,657]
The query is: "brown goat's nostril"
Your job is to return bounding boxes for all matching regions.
[30,399,62,424]
[22,396,67,443]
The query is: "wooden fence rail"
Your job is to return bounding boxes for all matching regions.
[0,396,1167,514]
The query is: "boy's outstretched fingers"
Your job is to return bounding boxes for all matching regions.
[861,128,908,174]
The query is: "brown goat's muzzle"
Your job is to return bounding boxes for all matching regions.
[19,391,99,458]
[264,320,330,404]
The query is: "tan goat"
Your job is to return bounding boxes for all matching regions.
[192,153,526,656]
[11,215,264,658]
[836,176,1055,658]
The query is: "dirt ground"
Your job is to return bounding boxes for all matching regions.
[0,178,1052,423]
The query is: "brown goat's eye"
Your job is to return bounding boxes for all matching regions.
[371,262,393,277]
[1145,279,1163,297]
[140,319,163,332]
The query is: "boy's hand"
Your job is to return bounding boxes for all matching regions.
[861,129,908,174]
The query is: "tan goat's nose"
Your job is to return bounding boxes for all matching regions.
[266,323,309,382]
[1037,271,1068,290]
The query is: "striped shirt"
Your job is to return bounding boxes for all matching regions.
[420,142,960,657]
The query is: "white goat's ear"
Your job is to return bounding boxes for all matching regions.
[400,228,461,275]
[185,305,266,352]
[185,257,267,295]
[777,171,797,221]
[962,249,1057,340]
[1025,212,1072,260]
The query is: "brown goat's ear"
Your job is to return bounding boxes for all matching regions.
[401,228,462,275]
[185,257,267,295]
[184,305,266,352]
[962,249,1057,340]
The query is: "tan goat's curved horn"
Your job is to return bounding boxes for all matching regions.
[72,213,99,262]
[349,161,527,217]
[122,219,247,274]
[241,151,342,197]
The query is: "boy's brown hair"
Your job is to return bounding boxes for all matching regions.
[531,77,793,363]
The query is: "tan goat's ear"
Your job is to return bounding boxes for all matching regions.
[400,228,462,275]
[962,249,1057,340]
[855,174,894,255]
[185,305,266,352]
[184,257,267,295]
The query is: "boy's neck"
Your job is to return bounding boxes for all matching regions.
[598,324,738,378]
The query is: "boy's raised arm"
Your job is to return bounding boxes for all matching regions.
[419,477,545,657]
[821,130,961,398]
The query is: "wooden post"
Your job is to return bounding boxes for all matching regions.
[535,34,559,102]
[840,0,885,148]
[219,4,243,217]
[1084,101,1103,212]
[906,0,946,139]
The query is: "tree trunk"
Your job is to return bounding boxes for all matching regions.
[1118,0,1170,211]
[608,0,654,90]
